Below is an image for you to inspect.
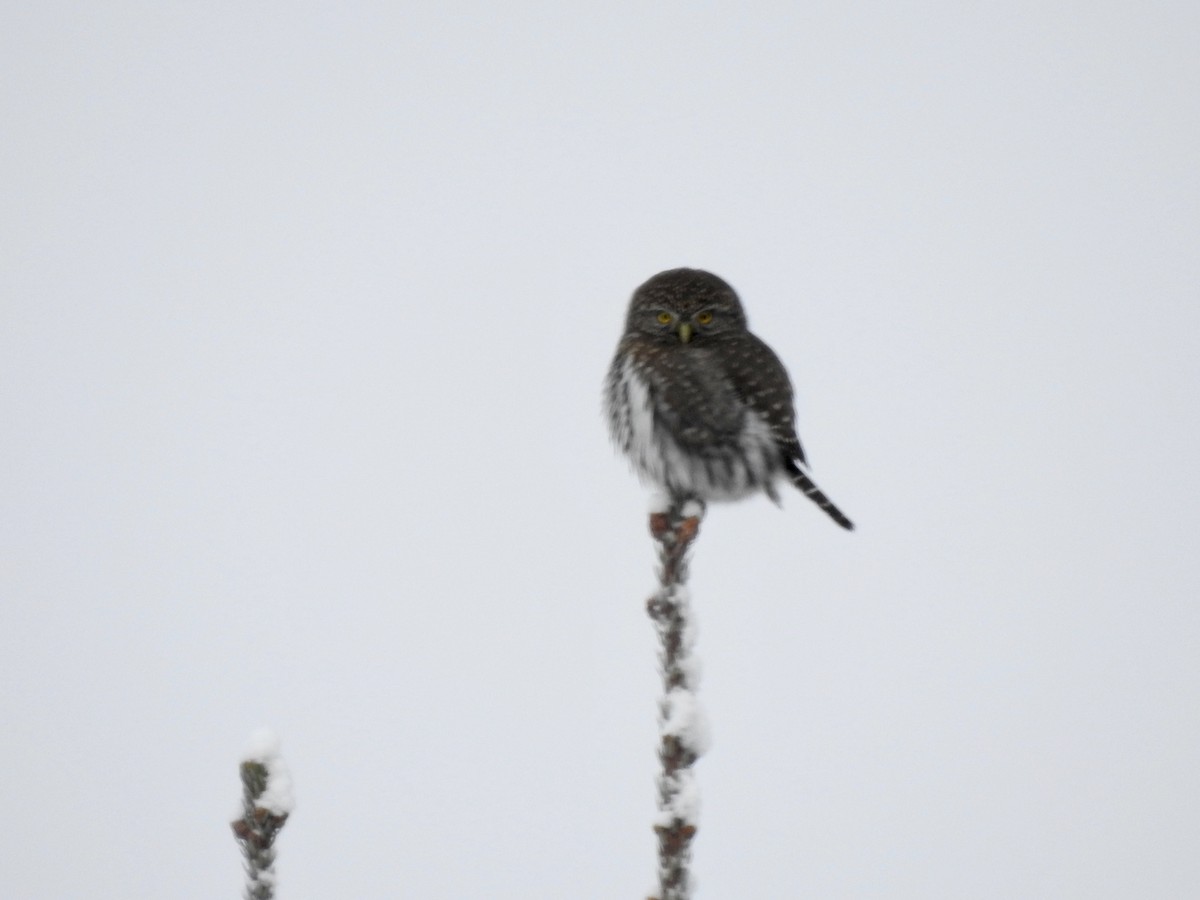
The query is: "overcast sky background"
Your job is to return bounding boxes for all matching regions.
[3,2,1198,897]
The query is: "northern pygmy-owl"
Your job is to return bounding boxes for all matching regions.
[605,268,853,530]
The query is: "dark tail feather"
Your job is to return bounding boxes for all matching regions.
[785,460,854,531]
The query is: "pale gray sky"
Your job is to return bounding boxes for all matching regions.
[3,2,1198,897]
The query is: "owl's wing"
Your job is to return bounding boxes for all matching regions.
[722,333,808,467]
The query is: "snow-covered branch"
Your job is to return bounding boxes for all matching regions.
[231,728,293,900]
[647,500,708,900]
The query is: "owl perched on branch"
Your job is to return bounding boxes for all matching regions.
[605,268,853,530]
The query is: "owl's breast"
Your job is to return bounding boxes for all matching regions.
[605,346,784,502]
[653,345,746,443]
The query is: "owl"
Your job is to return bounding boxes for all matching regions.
[605,268,853,530]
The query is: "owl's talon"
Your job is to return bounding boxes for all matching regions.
[649,512,671,540]
[677,516,700,544]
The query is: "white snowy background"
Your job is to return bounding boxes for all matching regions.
[3,2,1198,897]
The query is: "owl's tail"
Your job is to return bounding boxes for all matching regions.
[785,459,855,531]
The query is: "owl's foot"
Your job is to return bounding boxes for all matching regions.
[649,511,671,540]
[649,502,704,544]
[676,514,700,545]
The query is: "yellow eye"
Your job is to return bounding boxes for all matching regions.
[696,311,714,325]
[656,311,673,325]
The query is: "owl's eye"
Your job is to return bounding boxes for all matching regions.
[696,311,714,325]
[656,311,673,325]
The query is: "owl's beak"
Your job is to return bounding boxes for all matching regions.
[677,322,693,343]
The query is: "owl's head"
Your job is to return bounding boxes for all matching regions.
[625,268,748,344]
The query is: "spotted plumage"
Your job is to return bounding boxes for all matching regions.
[605,268,853,530]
